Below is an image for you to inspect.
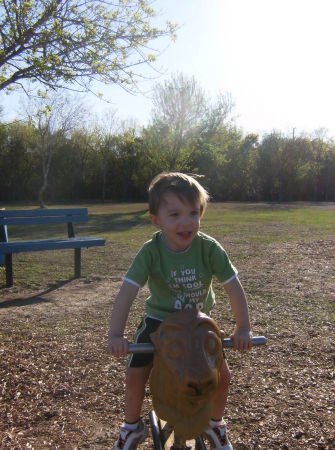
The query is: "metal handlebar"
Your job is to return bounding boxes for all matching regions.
[128,336,267,354]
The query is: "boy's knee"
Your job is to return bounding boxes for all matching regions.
[126,365,151,390]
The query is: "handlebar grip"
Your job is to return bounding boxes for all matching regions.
[128,336,267,354]
[223,335,267,348]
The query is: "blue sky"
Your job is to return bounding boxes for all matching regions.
[1,0,335,138]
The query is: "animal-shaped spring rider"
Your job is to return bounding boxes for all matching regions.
[128,309,266,449]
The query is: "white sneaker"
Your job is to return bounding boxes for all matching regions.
[114,420,148,450]
[203,423,233,450]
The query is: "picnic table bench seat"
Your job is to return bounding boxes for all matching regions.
[0,208,105,287]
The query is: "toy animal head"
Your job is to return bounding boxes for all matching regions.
[149,309,223,440]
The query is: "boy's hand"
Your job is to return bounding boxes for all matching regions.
[107,336,129,357]
[231,328,252,352]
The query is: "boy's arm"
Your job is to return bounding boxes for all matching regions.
[107,280,139,357]
[224,276,252,351]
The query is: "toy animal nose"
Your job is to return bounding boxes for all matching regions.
[186,378,216,396]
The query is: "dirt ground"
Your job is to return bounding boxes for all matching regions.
[0,236,334,449]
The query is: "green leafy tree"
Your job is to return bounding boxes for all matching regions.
[278,137,311,201]
[0,120,38,201]
[68,128,98,199]
[0,0,176,96]
[46,132,91,201]
[322,142,335,200]
[151,73,234,170]
[222,132,259,200]
[309,129,330,201]
[151,73,206,170]
[256,132,285,201]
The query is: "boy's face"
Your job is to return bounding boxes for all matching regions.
[150,193,201,252]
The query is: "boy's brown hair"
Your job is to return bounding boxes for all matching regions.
[148,172,209,216]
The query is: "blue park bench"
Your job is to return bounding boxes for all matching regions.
[0,208,105,287]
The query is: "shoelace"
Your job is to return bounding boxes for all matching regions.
[117,429,131,449]
[213,426,227,446]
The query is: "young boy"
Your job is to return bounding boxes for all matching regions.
[107,172,252,450]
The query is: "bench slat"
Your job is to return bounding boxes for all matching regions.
[0,208,89,226]
[0,208,88,218]
[0,216,88,226]
[0,237,105,254]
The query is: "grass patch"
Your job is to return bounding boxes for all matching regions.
[1,202,335,287]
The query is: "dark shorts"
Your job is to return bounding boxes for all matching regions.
[128,316,162,368]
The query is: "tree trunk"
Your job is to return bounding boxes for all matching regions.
[38,152,51,208]
[38,175,48,208]
[101,163,106,203]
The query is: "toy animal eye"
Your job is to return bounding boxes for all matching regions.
[166,341,183,359]
[205,336,219,355]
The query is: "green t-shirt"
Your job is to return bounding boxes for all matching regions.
[125,231,237,321]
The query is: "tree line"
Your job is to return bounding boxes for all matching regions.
[1,2,334,205]
[1,74,334,205]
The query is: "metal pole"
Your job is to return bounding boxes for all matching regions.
[128,336,266,354]
[149,410,164,450]
[195,435,207,450]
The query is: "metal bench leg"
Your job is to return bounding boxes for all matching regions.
[5,253,13,287]
[74,248,81,278]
